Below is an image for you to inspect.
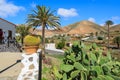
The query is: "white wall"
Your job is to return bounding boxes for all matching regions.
[45,43,56,49]
[0,19,16,38]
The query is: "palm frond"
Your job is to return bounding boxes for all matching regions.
[27,5,60,30]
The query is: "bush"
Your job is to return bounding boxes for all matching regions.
[55,39,65,49]
[49,39,54,43]
[55,41,65,49]
[97,36,103,40]
[45,38,49,43]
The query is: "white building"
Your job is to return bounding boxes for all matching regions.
[0,18,16,39]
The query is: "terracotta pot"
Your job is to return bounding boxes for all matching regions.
[23,46,39,55]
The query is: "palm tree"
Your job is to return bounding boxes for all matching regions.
[105,20,113,49]
[27,5,60,80]
[16,24,31,45]
[27,5,60,55]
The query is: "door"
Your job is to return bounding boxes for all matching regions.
[8,30,12,39]
[0,29,3,43]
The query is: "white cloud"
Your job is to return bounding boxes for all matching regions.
[100,23,105,26]
[30,2,36,8]
[57,8,78,17]
[0,0,25,18]
[88,17,95,22]
[111,16,120,21]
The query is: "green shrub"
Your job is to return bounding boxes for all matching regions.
[52,41,120,80]
[45,38,49,43]
[97,36,103,40]
[23,34,41,46]
[49,39,54,43]
[55,38,65,49]
[55,40,65,49]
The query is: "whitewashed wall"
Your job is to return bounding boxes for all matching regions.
[0,19,16,38]
[45,43,56,49]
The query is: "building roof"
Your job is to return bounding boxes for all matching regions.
[0,18,16,27]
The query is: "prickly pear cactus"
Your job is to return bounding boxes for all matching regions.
[52,41,120,80]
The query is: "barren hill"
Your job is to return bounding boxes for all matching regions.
[30,28,64,37]
[31,20,107,37]
[64,20,106,35]
[110,24,120,32]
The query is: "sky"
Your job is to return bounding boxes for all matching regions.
[0,0,120,26]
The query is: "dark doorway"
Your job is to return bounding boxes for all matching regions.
[8,30,12,39]
[0,29,3,43]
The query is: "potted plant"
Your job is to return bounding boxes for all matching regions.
[23,34,41,55]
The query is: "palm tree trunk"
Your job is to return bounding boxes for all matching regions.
[38,23,45,80]
[108,25,110,49]
[42,23,45,55]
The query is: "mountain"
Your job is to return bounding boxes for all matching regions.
[30,28,64,37]
[63,20,106,35]
[110,24,120,32]
[32,20,107,37]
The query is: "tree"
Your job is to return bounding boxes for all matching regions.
[27,5,60,80]
[113,36,120,48]
[105,20,113,49]
[27,5,60,55]
[16,24,31,45]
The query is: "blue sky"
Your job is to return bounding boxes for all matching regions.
[0,0,120,26]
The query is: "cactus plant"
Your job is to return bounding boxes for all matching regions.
[23,34,41,54]
[23,34,41,46]
[52,41,120,80]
